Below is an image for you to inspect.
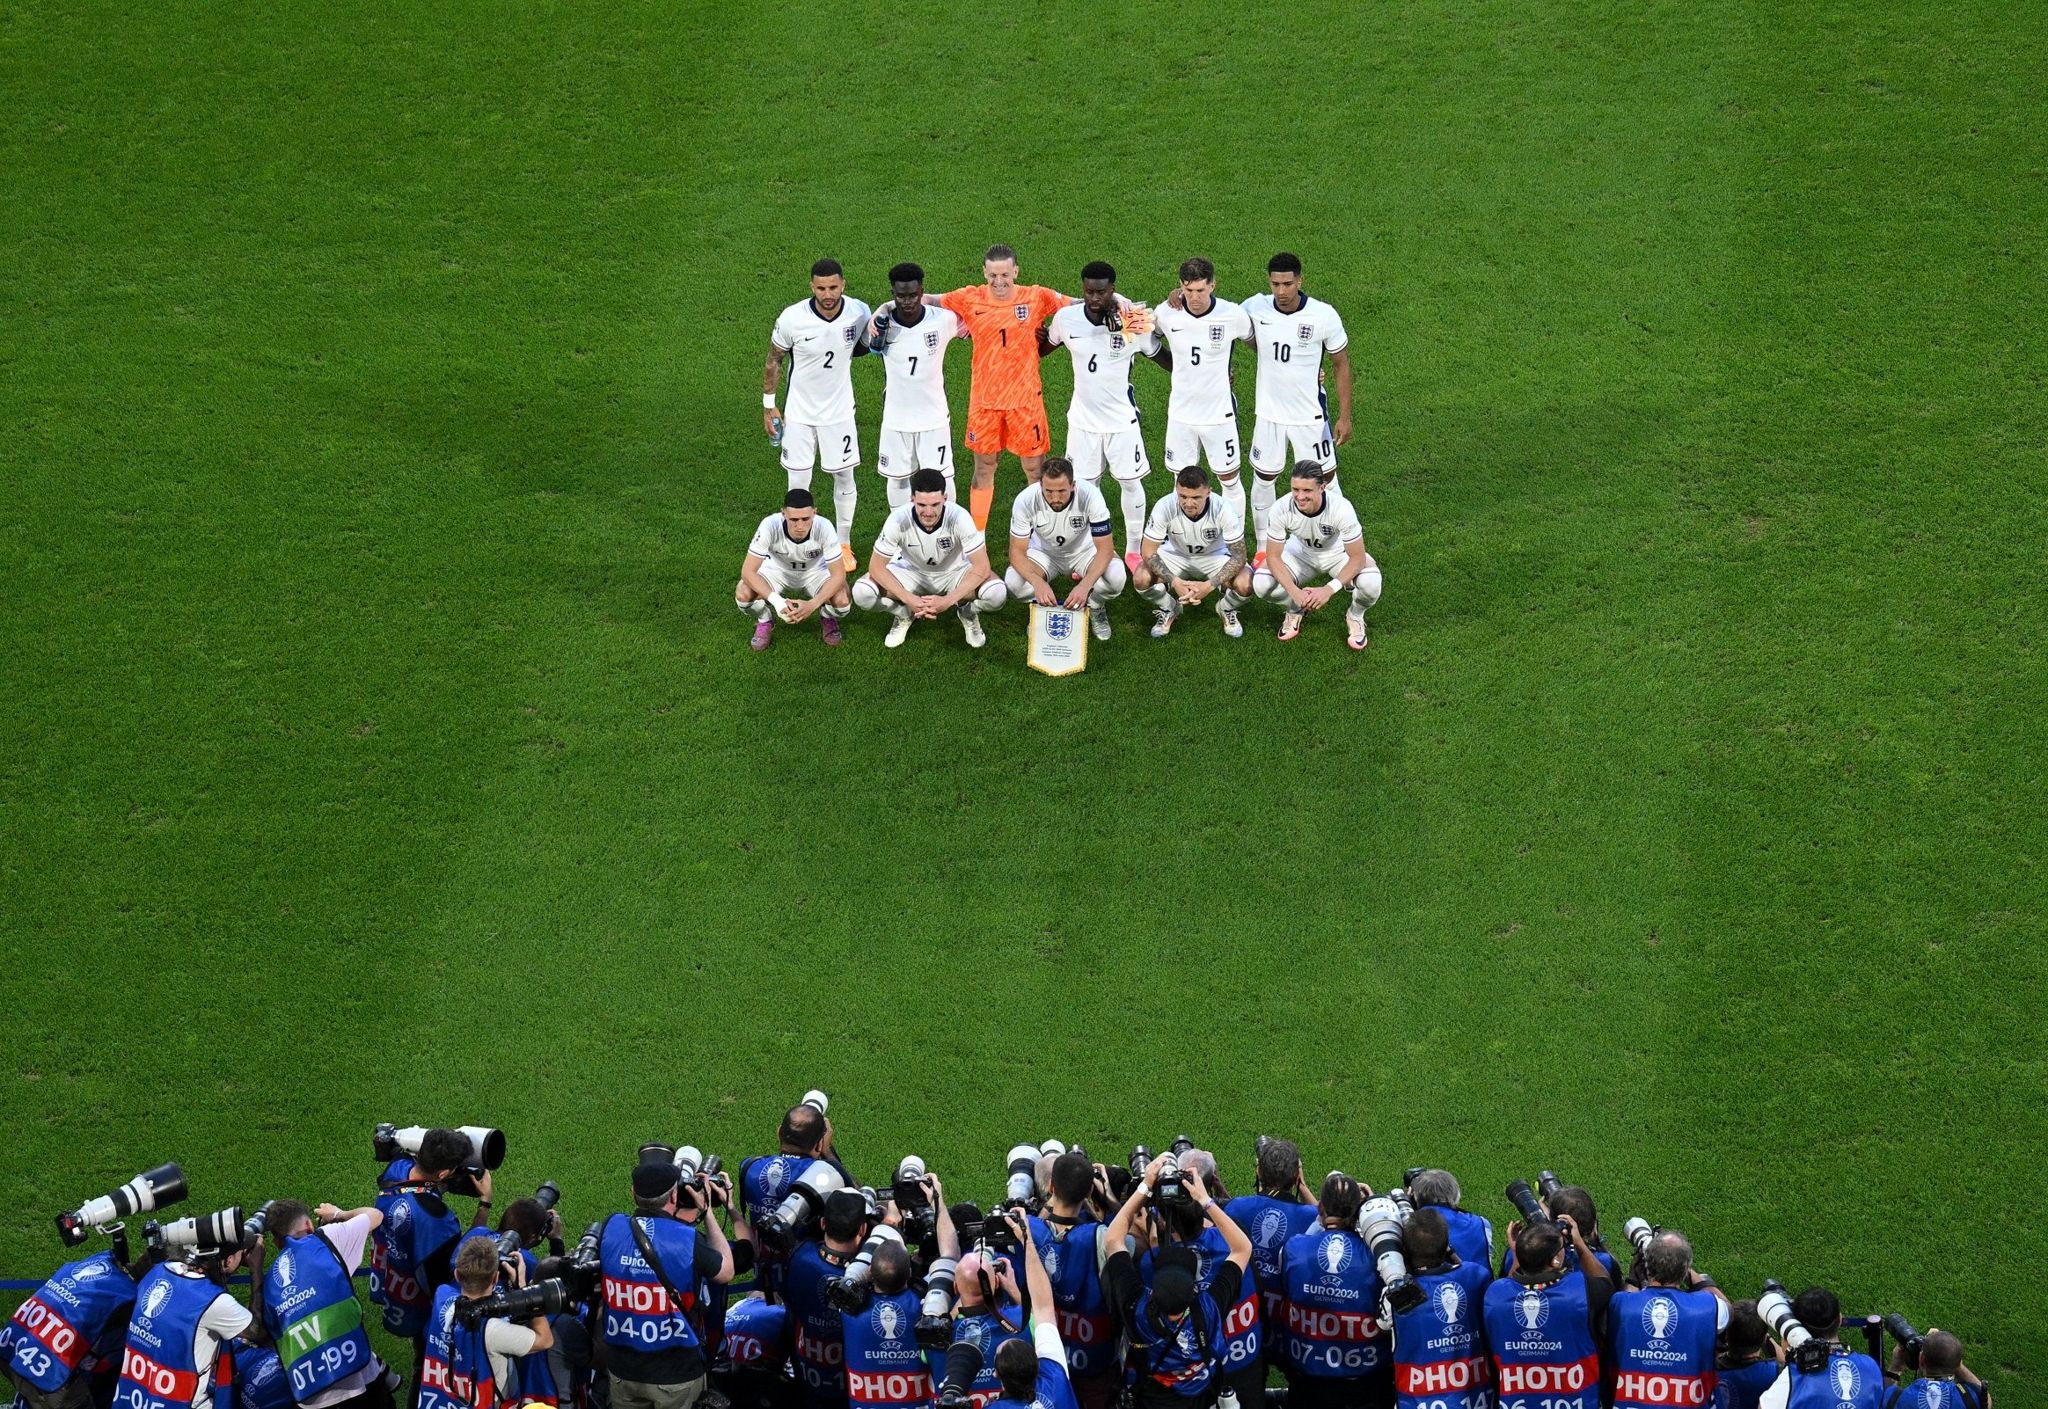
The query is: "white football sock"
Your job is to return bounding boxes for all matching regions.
[1251,474,1277,545]
[1218,471,1247,530]
[828,468,857,546]
[1350,565,1383,613]
[1118,478,1147,551]
[886,477,911,510]
[786,467,814,496]
[739,596,772,622]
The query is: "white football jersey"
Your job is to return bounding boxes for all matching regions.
[1241,293,1348,426]
[875,501,984,573]
[1011,480,1113,558]
[1046,304,1159,434]
[772,296,873,426]
[1154,298,1252,425]
[746,512,842,577]
[1144,493,1245,558]
[1265,488,1364,552]
[876,306,962,433]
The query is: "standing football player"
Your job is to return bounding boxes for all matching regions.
[851,468,1008,648]
[1045,261,1170,564]
[1005,455,1125,640]
[1153,256,1254,532]
[1133,466,1252,639]
[736,488,850,651]
[765,258,873,571]
[936,245,1071,532]
[1241,252,1353,546]
[1252,461,1382,649]
[869,262,964,508]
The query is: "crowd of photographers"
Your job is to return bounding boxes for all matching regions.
[3,1095,1990,1409]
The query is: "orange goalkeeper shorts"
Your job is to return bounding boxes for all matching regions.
[965,403,1050,458]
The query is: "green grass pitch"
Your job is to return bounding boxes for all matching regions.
[2,0,2042,1395]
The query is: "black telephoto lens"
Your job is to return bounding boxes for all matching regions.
[533,1181,561,1213]
[1505,1179,1546,1224]
[1881,1314,1924,1368]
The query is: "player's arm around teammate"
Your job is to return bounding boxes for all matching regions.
[765,258,873,572]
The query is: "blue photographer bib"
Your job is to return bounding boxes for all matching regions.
[370,1162,462,1338]
[1435,1209,1495,1272]
[1280,1227,1386,1379]
[223,1345,291,1409]
[4,1251,137,1392]
[741,1156,816,1298]
[264,1231,374,1402]
[1224,1196,1318,1365]
[1482,1272,1600,1409]
[1785,1352,1885,1409]
[951,1307,1028,1408]
[1714,1358,1780,1409]
[1389,1259,1490,1409]
[721,1298,790,1373]
[840,1289,937,1409]
[779,1240,848,1400]
[1610,1287,1719,1409]
[117,1267,224,1409]
[599,1215,702,1356]
[416,1286,497,1409]
[1144,1230,1260,1376]
[1038,1222,1115,1381]
[1125,1288,1223,1399]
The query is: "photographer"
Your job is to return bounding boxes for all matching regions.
[117,1236,261,1409]
[936,1224,1029,1409]
[1032,1154,1119,1409]
[259,1200,392,1409]
[1222,1138,1319,1376]
[4,1237,162,1409]
[1383,1209,1487,1409]
[599,1162,736,1409]
[1608,1230,1724,1409]
[415,1239,553,1409]
[1277,1173,1390,1408]
[1404,1172,1493,1274]
[1480,1214,1609,1409]
[371,1129,491,1402]
[1142,1157,1262,1409]
[711,1296,792,1409]
[840,1224,950,1409]
[1717,1301,1782,1409]
[1498,1188,1616,1285]
[985,1211,1079,1409]
[740,1100,845,1301]
[1886,1330,1988,1409]
[1757,1287,1886,1409]
[222,1341,294,1409]
[782,1191,869,1408]
[1102,1156,1249,1409]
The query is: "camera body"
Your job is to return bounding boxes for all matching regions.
[890,1157,936,1245]
[1154,1136,1196,1209]
[1759,1280,1830,1375]
[757,1161,846,1252]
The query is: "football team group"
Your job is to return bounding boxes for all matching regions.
[739,248,1382,653]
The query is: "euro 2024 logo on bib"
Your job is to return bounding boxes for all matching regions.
[1041,1241,1062,1278]
[275,1251,295,1288]
[142,1278,173,1321]
[74,1261,106,1281]
[764,1156,797,1198]
[1256,1209,1288,1253]
[390,1198,411,1232]
[1433,1282,1464,1327]
[1922,1383,1947,1409]
[1316,1232,1354,1281]
[1641,1295,1677,1342]
[1515,1287,1550,1332]
[1831,1356,1864,1404]
[871,1301,903,1343]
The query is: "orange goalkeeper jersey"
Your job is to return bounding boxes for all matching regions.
[937,284,1069,411]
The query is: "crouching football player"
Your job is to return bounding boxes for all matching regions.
[1133,466,1252,639]
[737,488,850,650]
[1006,456,1125,640]
[1251,461,1382,648]
[852,468,1007,648]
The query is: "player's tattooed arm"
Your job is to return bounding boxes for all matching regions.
[763,342,787,436]
[1142,551,1173,592]
[1221,540,1247,583]
[1330,347,1354,445]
